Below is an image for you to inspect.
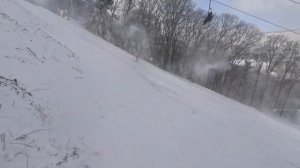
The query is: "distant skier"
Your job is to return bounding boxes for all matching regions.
[203,9,213,25]
[58,8,69,20]
[204,0,213,25]
[63,9,69,20]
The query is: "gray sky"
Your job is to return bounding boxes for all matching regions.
[196,0,300,32]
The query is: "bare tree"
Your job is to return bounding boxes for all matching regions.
[215,14,262,96]
[258,35,287,108]
[274,41,300,109]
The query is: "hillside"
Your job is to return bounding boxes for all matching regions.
[1,0,300,168]
[268,29,300,42]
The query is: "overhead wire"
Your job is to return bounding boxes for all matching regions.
[288,0,300,5]
[209,0,212,9]
[210,0,300,36]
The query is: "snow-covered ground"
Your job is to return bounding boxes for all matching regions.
[267,29,300,42]
[1,0,300,168]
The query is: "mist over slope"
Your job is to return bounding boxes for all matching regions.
[1,0,300,168]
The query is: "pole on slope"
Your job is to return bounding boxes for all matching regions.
[71,0,74,17]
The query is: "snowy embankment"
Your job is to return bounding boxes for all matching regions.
[267,29,300,42]
[0,0,300,168]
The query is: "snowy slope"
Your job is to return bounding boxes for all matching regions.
[283,30,300,42]
[267,29,300,42]
[1,0,300,168]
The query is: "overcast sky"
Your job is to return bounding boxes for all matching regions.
[31,0,300,33]
[196,0,300,33]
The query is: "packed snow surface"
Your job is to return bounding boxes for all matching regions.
[0,0,300,168]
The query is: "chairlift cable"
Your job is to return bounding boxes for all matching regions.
[211,0,300,36]
[289,0,300,5]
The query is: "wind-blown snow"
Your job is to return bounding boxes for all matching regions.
[1,0,300,168]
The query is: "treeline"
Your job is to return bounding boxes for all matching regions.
[45,0,300,116]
